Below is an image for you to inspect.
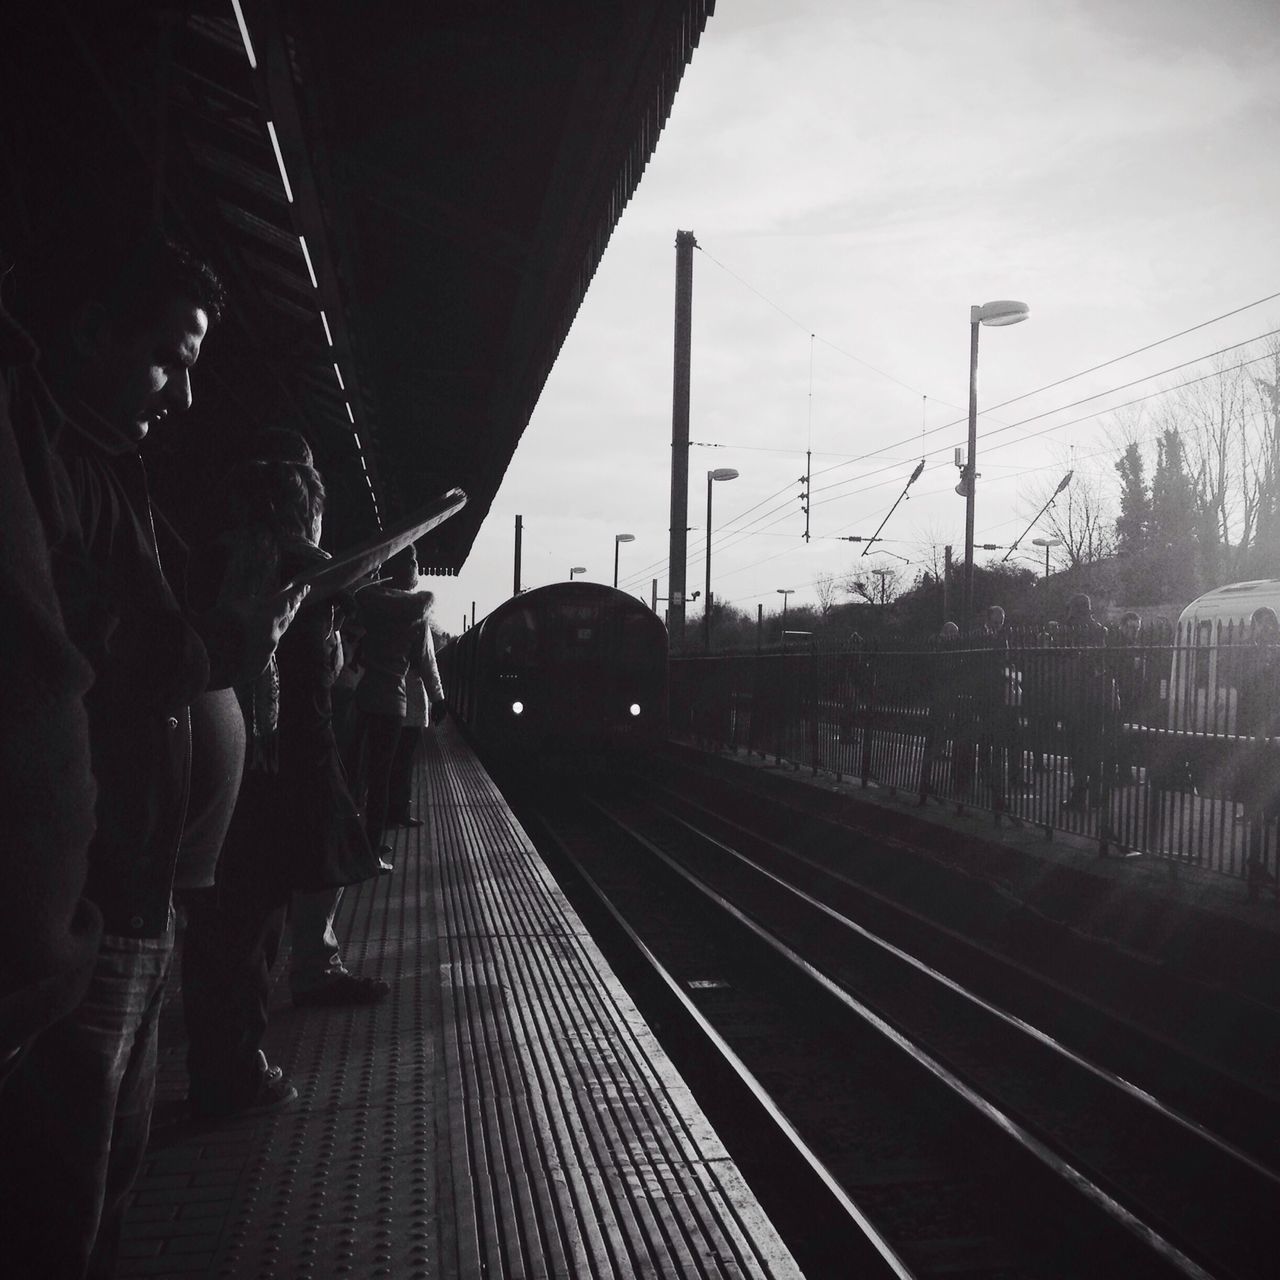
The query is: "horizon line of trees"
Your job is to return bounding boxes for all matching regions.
[691,334,1280,652]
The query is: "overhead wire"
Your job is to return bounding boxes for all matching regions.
[662,383,1277,600]
[695,239,1280,487]
[620,247,1280,598]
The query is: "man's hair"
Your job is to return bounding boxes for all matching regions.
[12,226,225,342]
[253,428,314,468]
[1251,607,1278,629]
[226,459,325,542]
[1120,611,1140,625]
[1067,593,1092,616]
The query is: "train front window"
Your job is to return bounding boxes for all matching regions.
[493,609,538,665]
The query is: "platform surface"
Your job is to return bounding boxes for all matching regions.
[115,723,801,1278]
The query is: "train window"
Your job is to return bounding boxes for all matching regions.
[1194,620,1213,692]
[493,609,538,664]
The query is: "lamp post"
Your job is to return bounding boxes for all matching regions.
[962,300,1030,624]
[569,566,586,581]
[704,468,739,651]
[1030,537,1062,579]
[613,533,634,588]
[776,588,794,626]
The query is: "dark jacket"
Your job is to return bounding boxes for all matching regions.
[0,308,102,1055]
[55,404,212,935]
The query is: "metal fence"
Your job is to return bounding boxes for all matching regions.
[670,623,1280,901]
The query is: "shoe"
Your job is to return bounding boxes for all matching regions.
[190,1051,297,1121]
[293,972,391,1007]
[389,814,424,828]
[378,858,395,874]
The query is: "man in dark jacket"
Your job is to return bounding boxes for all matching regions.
[0,233,306,1279]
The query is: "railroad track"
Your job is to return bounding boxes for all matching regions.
[513,775,1280,1280]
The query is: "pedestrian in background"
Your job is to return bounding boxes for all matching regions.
[353,545,435,866]
[387,618,447,829]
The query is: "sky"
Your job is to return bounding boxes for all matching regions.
[426,0,1280,636]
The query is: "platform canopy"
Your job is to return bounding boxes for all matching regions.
[0,1,714,561]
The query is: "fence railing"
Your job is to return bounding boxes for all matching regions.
[670,625,1280,901]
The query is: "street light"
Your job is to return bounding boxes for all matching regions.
[569,566,587,581]
[776,587,794,624]
[613,533,635,588]
[1030,537,1062,579]
[962,299,1030,624]
[871,568,890,605]
[704,468,739,651]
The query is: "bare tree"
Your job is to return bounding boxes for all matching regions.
[1023,453,1115,569]
[846,557,904,605]
[813,570,842,616]
[912,519,952,581]
[1165,351,1256,581]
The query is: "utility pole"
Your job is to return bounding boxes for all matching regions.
[651,579,658,612]
[513,514,523,596]
[668,229,696,652]
[757,602,763,651]
[962,315,980,625]
[470,601,476,627]
[943,544,953,623]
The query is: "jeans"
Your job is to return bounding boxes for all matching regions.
[0,918,175,1279]
[289,887,346,994]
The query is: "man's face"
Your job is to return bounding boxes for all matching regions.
[90,297,209,445]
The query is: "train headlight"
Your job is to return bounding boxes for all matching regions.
[511,701,524,716]
[629,703,641,717]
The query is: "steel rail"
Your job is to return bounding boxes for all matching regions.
[650,788,1280,1188]
[590,797,1217,1280]
[532,809,915,1280]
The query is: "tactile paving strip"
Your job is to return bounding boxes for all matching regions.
[426,727,802,1279]
[117,725,798,1278]
[120,774,439,1278]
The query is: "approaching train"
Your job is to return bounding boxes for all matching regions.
[440,582,669,763]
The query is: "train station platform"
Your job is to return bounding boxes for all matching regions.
[115,724,801,1279]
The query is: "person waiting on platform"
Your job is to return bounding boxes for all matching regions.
[182,436,389,1123]
[0,229,306,1280]
[387,616,447,830]
[353,546,435,867]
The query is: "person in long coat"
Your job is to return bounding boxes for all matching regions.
[182,444,384,1120]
